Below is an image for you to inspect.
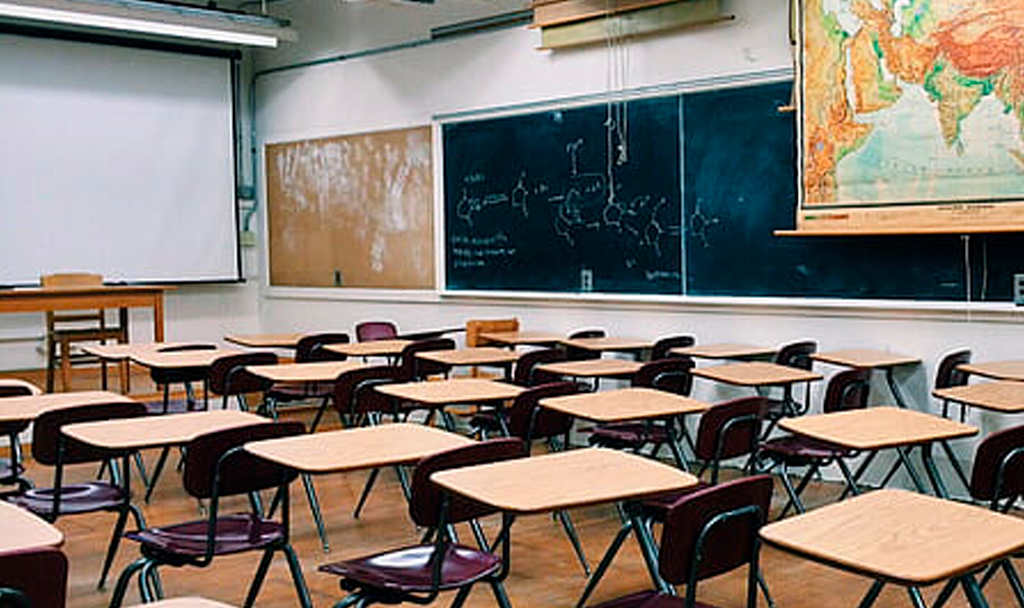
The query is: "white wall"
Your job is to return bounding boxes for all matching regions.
[250,0,1024,493]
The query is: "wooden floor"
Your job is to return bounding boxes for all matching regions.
[3,367,1022,607]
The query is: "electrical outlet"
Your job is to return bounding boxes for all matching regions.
[1014,274,1024,306]
[580,268,593,292]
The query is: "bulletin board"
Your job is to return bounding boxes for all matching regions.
[265,126,435,289]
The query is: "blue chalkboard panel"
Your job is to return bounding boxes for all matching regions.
[443,79,1024,301]
[443,96,683,294]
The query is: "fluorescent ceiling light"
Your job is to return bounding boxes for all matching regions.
[0,0,290,47]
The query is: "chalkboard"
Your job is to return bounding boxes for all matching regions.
[443,80,1024,301]
[443,97,683,294]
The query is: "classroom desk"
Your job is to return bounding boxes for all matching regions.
[760,489,1024,608]
[0,390,134,425]
[244,423,475,551]
[812,348,921,409]
[0,285,169,341]
[692,361,822,420]
[0,500,64,553]
[61,409,265,452]
[559,336,653,357]
[246,360,366,383]
[324,339,413,359]
[779,407,977,499]
[933,380,1024,414]
[478,330,565,347]
[224,333,307,348]
[129,347,241,411]
[374,378,524,430]
[416,347,520,378]
[669,343,776,360]
[958,360,1024,382]
[539,387,708,469]
[535,358,644,380]
[431,448,698,608]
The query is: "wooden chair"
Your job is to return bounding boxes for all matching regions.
[465,318,520,378]
[41,273,127,393]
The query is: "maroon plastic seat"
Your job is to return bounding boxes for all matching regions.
[6,400,148,589]
[651,334,697,360]
[761,340,817,436]
[355,321,399,342]
[0,547,68,608]
[640,396,765,517]
[108,420,312,608]
[590,475,773,608]
[759,367,871,515]
[266,333,351,416]
[587,357,696,462]
[0,383,36,491]
[563,328,606,361]
[319,438,525,607]
[208,351,279,413]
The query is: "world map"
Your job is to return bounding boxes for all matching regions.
[801,0,1024,223]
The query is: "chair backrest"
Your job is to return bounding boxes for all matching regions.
[465,318,519,347]
[695,396,765,483]
[970,423,1024,505]
[32,401,148,465]
[41,273,107,326]
[397,338,455,381]
[659,475,773,588]
[207,352,279,397]
[564,328,605,361]
[0,548,68,608]
[295,332,350,362]
[355,321,398,342]
[505,381,580,444]
[182,421,303,499]
[409,438,526,527]
[935,349,972,390]
[0,379,39,398]
[821,368,872,414]
[651,335,697,360]
[773,340,817,370]
[632,357,695,396]
[149,344,219,385]
[333,365,403,417]
[511,347,566,387]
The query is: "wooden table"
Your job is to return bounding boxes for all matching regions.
[324,339,413,359]
[934,380,1024,414]
[760,489,1024,608]
[0,500,64,553]
[535,358,643,380]
[0,284,170,341]
[478,330,565,347]
[780,407,977,498]
[670,342,776,360]
[539,387,708,468]
[375,378,524,430]
[432,448,698,608]
[224,333,307,348]
[959,360,1024,382]
[813,348,922,408]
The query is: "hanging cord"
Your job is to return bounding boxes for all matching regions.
[962,234,972,322]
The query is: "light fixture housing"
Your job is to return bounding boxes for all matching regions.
[0,0,295,47]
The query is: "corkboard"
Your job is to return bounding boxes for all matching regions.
[265,126,435,289]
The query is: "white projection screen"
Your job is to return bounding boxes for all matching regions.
[0,31,241,285]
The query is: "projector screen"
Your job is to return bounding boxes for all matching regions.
[0,31,241,285]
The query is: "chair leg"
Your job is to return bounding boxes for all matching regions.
[574,520,633,608]
[301,473,330,552]
[145,447,171,503]
[449,584,476,608]
[46,335,56,393]
[555,509,590,575]
[97,506,132,589]
[60,336,72,392]
[108,557,149,608]
[145,564,164,601]
[243,548,276,608]
[282,544,314,608]
[352,469,380,519]
[1000,559,1024,607]
[757,568,777,608]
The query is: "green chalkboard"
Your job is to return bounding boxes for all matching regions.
[443,79,1024,301]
